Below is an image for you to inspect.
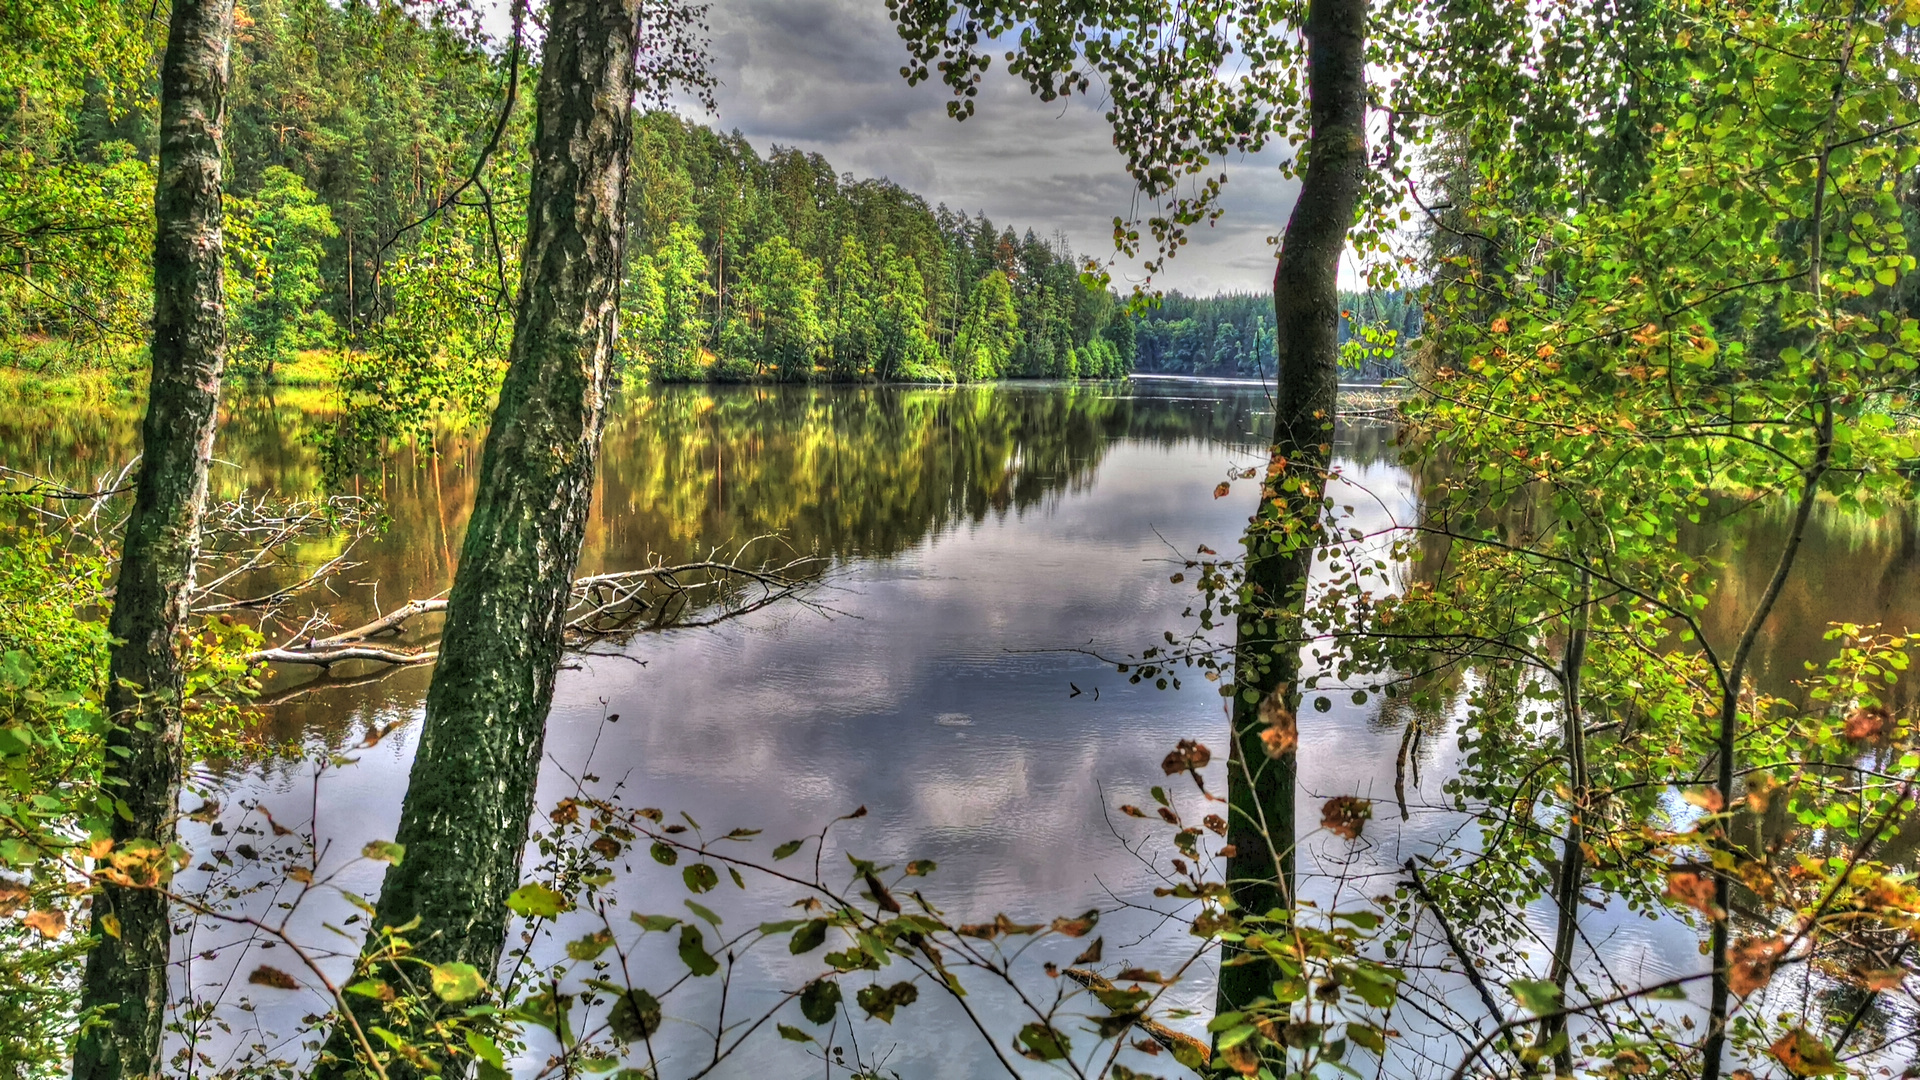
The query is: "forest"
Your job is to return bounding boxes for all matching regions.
[3,0,1920,1078]
[1130,291,1421,380]
[2,0,1135,396]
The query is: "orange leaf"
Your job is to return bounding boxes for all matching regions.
[22,908,65,939]
[1321,797,1372,841]
[1728,936,1786,996]
[248,966,300,990]
[1846,705,1892,743]
[1665,869,1722,918]
[1682,788,1725,813]
[1214,482,1232,499]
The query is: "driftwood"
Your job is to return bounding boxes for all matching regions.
[249,551,819,671]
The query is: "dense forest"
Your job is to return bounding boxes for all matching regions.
[3,0,1134,390]
[1131,290,1421,379]
[5,0,1920,1078]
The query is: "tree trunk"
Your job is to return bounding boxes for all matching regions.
[1217,0,1369,1017]
[316,0,639,1073]
[73,2,237,1078]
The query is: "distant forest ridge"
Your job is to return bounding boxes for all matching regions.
[2,0,1421,384]
[1131,290,1423,381]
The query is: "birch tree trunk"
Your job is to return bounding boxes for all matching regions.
[1218,0,1370,1015]
[316,0,640,1072]
[73,2,237,1076]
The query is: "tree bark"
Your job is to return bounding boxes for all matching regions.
[316,0,640,1073]
[1218,0,1369,1017]
[73,1,237,1077]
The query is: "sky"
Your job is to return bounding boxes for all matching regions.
[679,0,1301,297]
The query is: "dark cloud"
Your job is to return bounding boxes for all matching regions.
[686,0,1297,296]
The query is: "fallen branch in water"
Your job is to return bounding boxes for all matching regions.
[251,545,821,671]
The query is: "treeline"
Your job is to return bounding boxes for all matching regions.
[618,113,1133,382]
[1131,290,1422,380]
[1,0,1137,385]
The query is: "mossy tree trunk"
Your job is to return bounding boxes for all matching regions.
[74,2,237,1077]
[1217,0,1370,1015]
[316,0,640,1074]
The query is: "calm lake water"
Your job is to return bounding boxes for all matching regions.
[6,379,1915,1076]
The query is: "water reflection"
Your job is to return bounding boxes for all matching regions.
[2,380,1913,1076]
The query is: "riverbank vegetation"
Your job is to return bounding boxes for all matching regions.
[3,0,1920,1077]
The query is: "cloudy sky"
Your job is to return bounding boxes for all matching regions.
[679,0,1300,297]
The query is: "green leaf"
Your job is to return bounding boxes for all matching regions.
[361,840,405,865]
[789,918,829,954]
[1017,1022,1072,1061]
[608,989,662,1041]
[466,1031,505,1070]
[778,1023,815,1043]
[630,913,679,933]
[682,863,719,894]
[650,840,678,865]
[506,882,566,919]
[856,980,919,1022]
[684,898,722,926]
[430,962,486,1003]
[678,923,719,977]
[566,929,613,960]
[800,978,842,1025]
[1510,979,1561,1015]
[772,839,805,860]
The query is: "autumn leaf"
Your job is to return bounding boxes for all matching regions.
[1771,1028,1844,1076]
[1854,968,1907,991]
[1214,481,1232,499]
[1321,796,1372,841]
[1745,773,1780,813]
[1074,937,1104,964]
[248,966,299,990]
[22,908,64,939]
[1220,1039,1262,1076]
[1728,936,1785,996]
[1050,910,1099,937]
[430,962,487,1003]
[1258,690,1297,758]
[1664,869,1722,918]
[1161,739,1210,775]
[1682,788,1724,813]
[0,882,27,917]
[1845,705,1892,743]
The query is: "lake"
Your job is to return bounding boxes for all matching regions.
[5,378,1914,1077]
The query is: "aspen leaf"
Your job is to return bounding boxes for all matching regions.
[1214,482,1232,499]
[361,840,404,865]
